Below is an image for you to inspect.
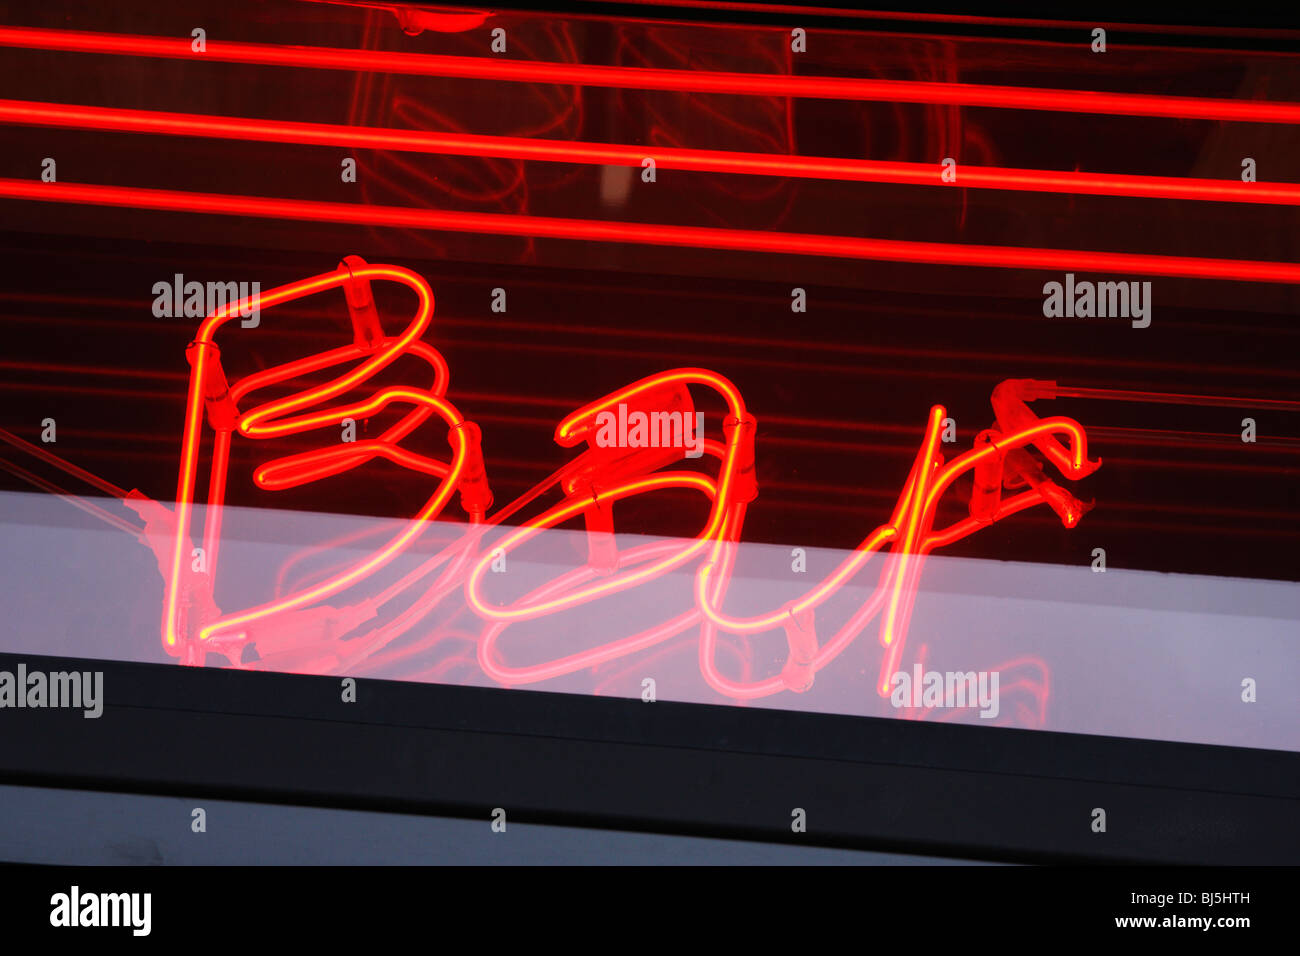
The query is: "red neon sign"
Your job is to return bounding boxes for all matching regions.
[140,256,1096,705]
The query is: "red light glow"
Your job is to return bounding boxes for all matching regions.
[3,99,1296,205]
[5,179,1300,284]
[137,256,1097,703]
[2,26,1299,124]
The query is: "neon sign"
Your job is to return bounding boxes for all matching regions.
[123,257,1098,706]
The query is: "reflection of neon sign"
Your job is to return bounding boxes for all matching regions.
[142,257,1098,705]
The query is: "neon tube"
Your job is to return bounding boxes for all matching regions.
[4,99,1298,204]
[689,402,1092,699]
[477,541,707,685]
[463,369,1092,699]
[2,26,1299,122]
[5,179,1300,283]
[872,414,1094,695]
[162,260,483,662]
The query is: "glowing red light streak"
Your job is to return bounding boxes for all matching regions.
[4,99,1297,204]
[5,179,1300,284]
[2,26,1299,123]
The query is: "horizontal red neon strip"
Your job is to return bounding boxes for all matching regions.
[2,25,1300,123]
[5,99,1298,205]
[4,178,1299,283]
